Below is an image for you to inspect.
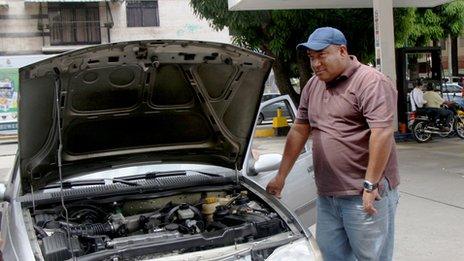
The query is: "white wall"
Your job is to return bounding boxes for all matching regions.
[108,0,231,43]
[0,1,43,54]
[0,0,231,55]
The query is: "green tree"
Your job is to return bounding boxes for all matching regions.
[398,1,464,75]
[438,0,464,75]
[191,0,381,102]
[190,0,464,102]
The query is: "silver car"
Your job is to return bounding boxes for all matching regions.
[0,40,320,261]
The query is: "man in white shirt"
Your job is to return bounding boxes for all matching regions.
[410,79,427,112]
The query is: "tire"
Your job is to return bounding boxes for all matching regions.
[454,117,464,139]
[257,113,264,125]
[412,121,433,143]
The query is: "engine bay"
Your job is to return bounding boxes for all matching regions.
[28,188,289,260]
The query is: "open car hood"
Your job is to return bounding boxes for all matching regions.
[18,40,273,192]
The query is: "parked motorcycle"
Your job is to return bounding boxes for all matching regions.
[410,103,464,143]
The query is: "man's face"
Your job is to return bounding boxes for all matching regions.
[307,45,348,82]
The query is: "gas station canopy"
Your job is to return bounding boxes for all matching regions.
[228,0,453,10]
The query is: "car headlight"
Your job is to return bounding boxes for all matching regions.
[266,238,319,261]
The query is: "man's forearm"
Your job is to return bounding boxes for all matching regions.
[276,123,311,180]
[365,127,394,184]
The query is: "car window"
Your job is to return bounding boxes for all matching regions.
[251,99,305,160]
[443,84,461,93]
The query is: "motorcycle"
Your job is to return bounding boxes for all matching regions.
[409,103,464,143]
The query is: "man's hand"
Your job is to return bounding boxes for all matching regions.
[266,175,286,198]
[363,127,392,215]
[362,189,382,215]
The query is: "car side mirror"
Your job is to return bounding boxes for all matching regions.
[249,153,282,175]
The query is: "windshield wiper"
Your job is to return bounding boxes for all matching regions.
[42,178,140,189]
[117,170,186,181]
[116,170,221,181]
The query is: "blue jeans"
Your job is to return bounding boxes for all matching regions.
[316,180,399,261]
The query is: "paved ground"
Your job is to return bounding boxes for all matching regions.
[394,137,464,260]
[0,136,463,260]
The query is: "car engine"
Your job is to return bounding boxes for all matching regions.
[29,190,287,260]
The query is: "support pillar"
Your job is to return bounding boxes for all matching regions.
[373,0,398,129]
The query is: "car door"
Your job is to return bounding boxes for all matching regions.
[243,95,318,228]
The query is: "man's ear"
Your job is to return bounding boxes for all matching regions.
[339,45,348,57]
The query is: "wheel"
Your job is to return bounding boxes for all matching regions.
[412,121,432,143]
[454,117,464,139]
[257,113,264,125]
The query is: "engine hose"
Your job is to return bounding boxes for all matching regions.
[33,225,48,239]
[66,222,114,236]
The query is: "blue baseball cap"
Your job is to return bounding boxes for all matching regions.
[297,27,347,51]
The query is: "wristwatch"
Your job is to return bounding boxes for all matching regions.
[363,180,378,192]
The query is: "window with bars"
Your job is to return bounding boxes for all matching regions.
[48,3,101,45]
[126,1,160,27]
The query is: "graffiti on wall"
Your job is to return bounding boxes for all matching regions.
[0,68,19,130]
[176,23,203,37]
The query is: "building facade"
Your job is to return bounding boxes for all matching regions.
[0,0,231,56]
[441,36,464,76]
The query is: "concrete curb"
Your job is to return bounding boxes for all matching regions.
[254,128,274,137]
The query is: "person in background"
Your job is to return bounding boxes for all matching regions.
[410,79,427,113]
[423,83,453,131]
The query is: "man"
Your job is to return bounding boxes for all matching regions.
[409,79,427,113]
[423,83,453,131]
[266,27,399,261]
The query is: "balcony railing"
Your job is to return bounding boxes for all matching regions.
[49,20,101,46]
